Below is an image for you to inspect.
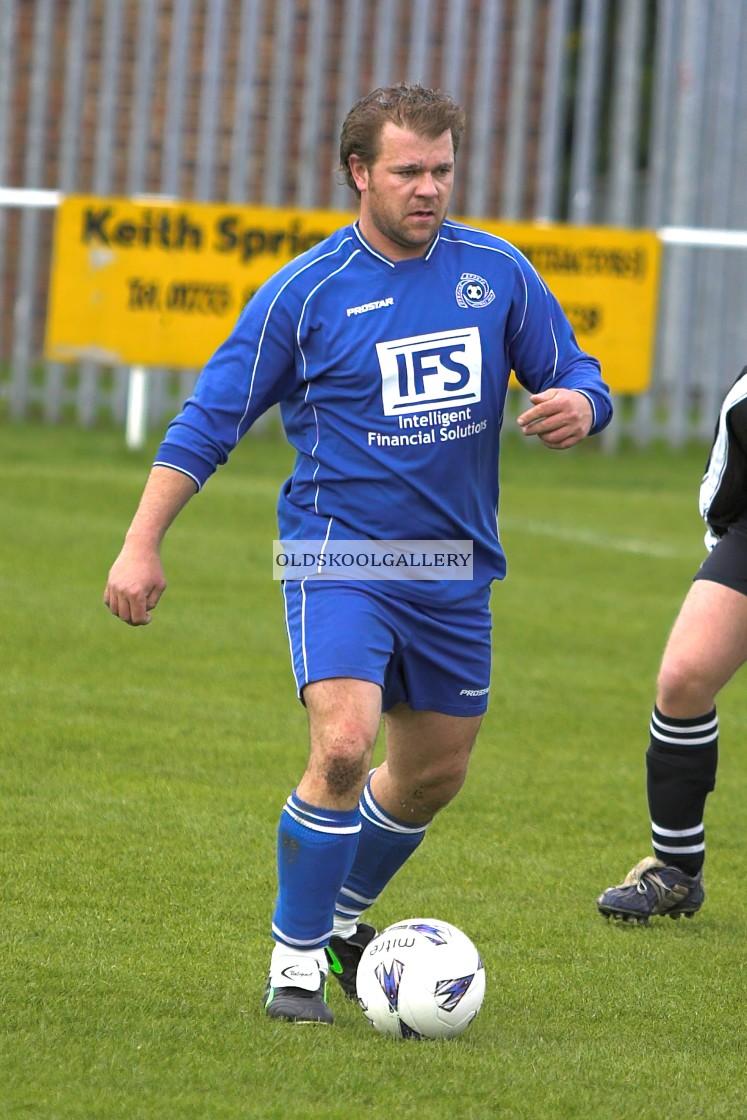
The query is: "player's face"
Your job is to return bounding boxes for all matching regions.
[351,123,455,260]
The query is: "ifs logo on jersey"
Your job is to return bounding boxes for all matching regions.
[376,327,482,416]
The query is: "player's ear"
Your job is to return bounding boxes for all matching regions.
[348,154,369,193]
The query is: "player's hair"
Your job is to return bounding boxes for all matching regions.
[339,83,466,196]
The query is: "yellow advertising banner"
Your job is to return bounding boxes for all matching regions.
[45,195,660,392]
[485,219,661,394]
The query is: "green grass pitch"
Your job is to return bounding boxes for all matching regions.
[3,421,747,1119]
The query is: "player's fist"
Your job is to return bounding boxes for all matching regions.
[104,545,166,626]
[517,388,593,449]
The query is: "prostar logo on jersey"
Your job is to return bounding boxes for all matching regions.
[455,272,495,309]
[376,327,482,416]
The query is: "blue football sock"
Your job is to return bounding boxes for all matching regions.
[334,771,430,931]
[272,791,361,950]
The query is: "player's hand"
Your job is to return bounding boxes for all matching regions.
[104,544,166,626]
[517,388,594,449]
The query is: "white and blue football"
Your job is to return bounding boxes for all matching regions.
[355,918,486,1040]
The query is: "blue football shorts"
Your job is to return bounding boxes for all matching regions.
[281,580,493,717]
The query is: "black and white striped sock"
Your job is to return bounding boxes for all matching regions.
[646,705,718,876]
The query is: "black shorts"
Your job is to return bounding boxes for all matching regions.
[694,515,747,597]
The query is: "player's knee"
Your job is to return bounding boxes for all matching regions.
[657,654,716,715]
[406,762,469,815]
[314,726,376,798]
[323,747,370,798]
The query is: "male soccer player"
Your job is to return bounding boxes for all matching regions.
[105,84,611,1023]
[597,367,747,924]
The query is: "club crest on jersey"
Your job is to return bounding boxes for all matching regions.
[376,327,482,415]
[455,272,495,309]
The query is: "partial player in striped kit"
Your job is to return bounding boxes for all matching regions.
[597,367,747,923]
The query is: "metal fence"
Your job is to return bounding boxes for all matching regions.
[1,0,747,445]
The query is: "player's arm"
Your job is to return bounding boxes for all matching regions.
[105,272,301,626]
[508,253,612,449]
[104,466,198,626]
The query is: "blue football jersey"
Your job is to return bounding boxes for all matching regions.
[155,219,611,601]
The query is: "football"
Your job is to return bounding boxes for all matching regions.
[355,918,486,1040]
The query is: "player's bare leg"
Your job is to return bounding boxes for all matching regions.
[300,678,383,808]
[376,705,482,823]
[325,705,482,996]
[656,579,747,716]
[598,580,747,924]
[266,678,381,1023]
